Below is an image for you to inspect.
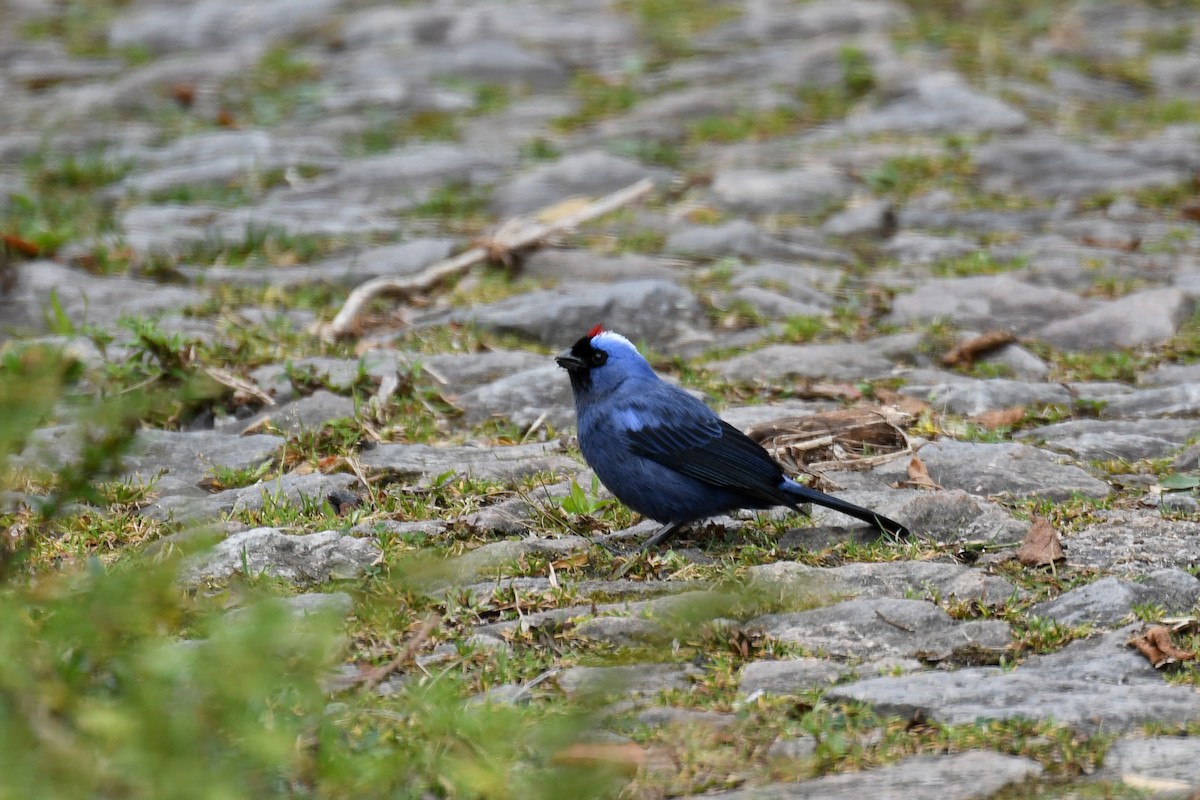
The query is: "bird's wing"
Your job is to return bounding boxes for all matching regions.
[622,390,793,507]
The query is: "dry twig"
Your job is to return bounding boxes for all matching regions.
[315,178,655,341]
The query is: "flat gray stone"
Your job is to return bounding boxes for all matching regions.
[1061,513,1200,573]
[887,274,1089,333]
[557,664,697,698]
[491,151,668,216]
[713,334,921,382]
[1094,736,1200,786]
[455,364,574,429]
[448,536,592,583]
[1018,419,1199,461]
[1096,384,1200,418]
[705,751,1041,799]
[880,489,1030,546]
[750,598,1010,662]
[184,528,381,583]
[666,220,852,263]
[520,250,681,283]
[120,429,285,499]
[1037,289,1194,351]
[457,279,709,352]
[738,658,849,695]
[108,0,339,53]
[145,471,358,522]
[223,591,354,624]
[828,626,1200,733]
[748,560,1021,607]
[879,231,976,266]
[419,350,549,393]
[219,390,357,436]
[827,440,1110,501]
[975,135,1187,200]
[0,260,205,336]
[359,442,582,484]
[907,379,1072,416]
[846,72,1027,135]
[1030,569,1200,628]
[710,165,852,215]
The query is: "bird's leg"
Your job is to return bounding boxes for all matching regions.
[639,519,687,552]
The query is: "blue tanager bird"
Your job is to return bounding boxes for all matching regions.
[555,326,910,553]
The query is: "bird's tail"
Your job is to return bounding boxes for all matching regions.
[780,478,910,539]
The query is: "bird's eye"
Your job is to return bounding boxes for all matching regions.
[590,350,608,366]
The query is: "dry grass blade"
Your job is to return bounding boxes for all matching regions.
[202,366,276,406]
[354,613,441,691]
[746,407,912,475]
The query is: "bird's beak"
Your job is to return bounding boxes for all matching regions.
[555,349,585,372]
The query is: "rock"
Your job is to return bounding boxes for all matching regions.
[1030,569,1200,628]
[1093,737,1200,786]
[1018,419,1199,462]
[749,598,1010,661]
[729,263,843,298]
[1036,289,1194,351]
[826,440,1110,501]
[0,260,205,336]
[887,274,1089,333]
[705,751,1041,800]
[146,472,358,522]
[419,350,549,393]
[193,239,458,288]
[455,365,574,429]
[491,151,669,216]
[119,429,284,499]
[184,528,381,583]
[1139,362,1200,386]
[108,0,339,53]
[828,626,1200,733]
[1096,384,1200,419]
[713,334,921,382]
[433,39,566,91]
[766,737,818,761]
[457,279,710,352]
[880,490,1029,546]
[219,390,357,435]
[666,220,852,263]
[520,250,680,283]
[1059,513,1200,573]
[975,135,1187,199]
[738,659,849,695]
[976,343,1050,380]
[359,441,582,484]
[879,232,976,266]
[730,286,829,320]
[908,378,1072,416]
[557,664,696,698]
[821,200,896,238]
[748,560,1021,607]
[634,707,735,730]
[447,536,591,582]
[223,591,354,624]
[709,165,852,215]
[846,73,1027,135]
[574,616,664,646]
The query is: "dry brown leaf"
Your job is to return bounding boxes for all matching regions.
[551,742,646,776]
[1016,516,1065,567]
[972,406,1026,430]
[3,233,42,258]
[903,454,942,490]
[1128,625,1196,668]
[873,387,931,416]
[942,330,1016,367]
[1182,198,1200,223]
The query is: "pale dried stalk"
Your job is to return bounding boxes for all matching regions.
[316,178,655,341]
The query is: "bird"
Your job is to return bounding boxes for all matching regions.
[555,325,910,554]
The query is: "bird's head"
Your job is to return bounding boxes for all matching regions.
[555,325,652,396]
